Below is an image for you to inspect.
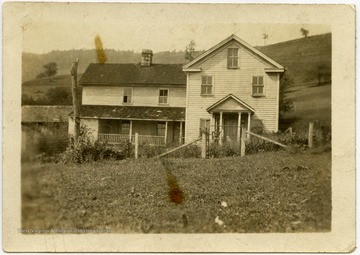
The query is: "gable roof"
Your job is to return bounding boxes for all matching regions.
[80,105,185,121]
[80,63,186,86]
[206,94,255,113]
[183,34,284,70]
[22,106,72,123]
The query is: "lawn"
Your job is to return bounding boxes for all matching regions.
[22,150,331,233]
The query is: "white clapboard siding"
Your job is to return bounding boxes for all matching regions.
[81,119,99,142]
[82,86,186,107]
[185,41,280,141]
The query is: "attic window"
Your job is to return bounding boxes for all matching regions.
[123,88,133,103]
[227,48,239,68]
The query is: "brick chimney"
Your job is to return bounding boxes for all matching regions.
[141,49,153,67]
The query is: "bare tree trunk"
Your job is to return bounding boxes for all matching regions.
[71,59,80,143]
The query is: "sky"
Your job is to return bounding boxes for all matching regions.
[22,3,331,54]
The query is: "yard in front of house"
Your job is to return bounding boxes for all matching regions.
[22,150,331,233]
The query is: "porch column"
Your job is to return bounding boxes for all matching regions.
[219,112,223,145]
[164,121,168,144]
[179,121,183,144]
[129,120,133,142]
[210,112,214,140]
[247,113,251,139]
[237,112,242,142]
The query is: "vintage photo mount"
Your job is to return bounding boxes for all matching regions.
[2,2,356,253]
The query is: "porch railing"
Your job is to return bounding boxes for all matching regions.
[98,133,166,146]
[98,134,130,144]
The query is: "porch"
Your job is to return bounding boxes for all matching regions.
[98,119,185,146]
[205,94,255,144]
[203,112,252,143]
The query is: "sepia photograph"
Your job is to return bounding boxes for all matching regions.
[3,2,355,252]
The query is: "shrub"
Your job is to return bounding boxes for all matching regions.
[170,144,201,158]
[207,142,240,158]
[60,126,126,164]
[138,144,166,158]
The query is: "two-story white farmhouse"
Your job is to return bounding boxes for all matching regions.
[183,34,285,143]
[73,50,186,145]
[71,34,284,145]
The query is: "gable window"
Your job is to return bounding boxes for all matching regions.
[199,119,210,135]
[252,76,264,96]
[201,75,213,95]
[227,48,239,68]
[157,122,166,136]
[159,89,169,104]
[123,88,133,103]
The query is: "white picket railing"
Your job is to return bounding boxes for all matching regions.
[98,134,130,144]
[98,133,166,146]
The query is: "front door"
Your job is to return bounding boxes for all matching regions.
[223,115,238,142]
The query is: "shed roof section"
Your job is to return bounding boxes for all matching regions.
[22,106,72,123]
[80,63,186,86]
[80,105,185,121]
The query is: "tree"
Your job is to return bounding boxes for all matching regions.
[40,62,58,81]
[304,62,331,85]
[300,28,309,39]
[184,40,197,62]
[279,72,294,119]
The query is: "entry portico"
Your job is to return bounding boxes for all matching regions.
[206,94,254,143]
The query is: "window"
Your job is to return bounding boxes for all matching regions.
[201,75,213,95]
[121,120,130,134]
[159,89,169,104]
[123,88,133,103]
[252,76,264,96]
[227,48,239,68]
[157,122,166,136]
[199,118,210,135]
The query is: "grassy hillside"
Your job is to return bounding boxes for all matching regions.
[257,33,331,85]
[280,83,331,130]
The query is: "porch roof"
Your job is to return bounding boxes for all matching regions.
[80,105,185,121]
[206,94,255,113]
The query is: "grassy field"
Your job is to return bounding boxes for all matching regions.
[22,150,331,233]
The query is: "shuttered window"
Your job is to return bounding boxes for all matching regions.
[159,89,169,104]
[123,88,133,103]
[252,76,264,96]
[201,75,213,95]
[227,48,239,68]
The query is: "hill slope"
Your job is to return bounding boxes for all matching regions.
[257,33,331,84]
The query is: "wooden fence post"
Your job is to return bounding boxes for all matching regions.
[134,132,139,159]
[308,122,314,148]
[241,127,246,156]
[201,132,206,159]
